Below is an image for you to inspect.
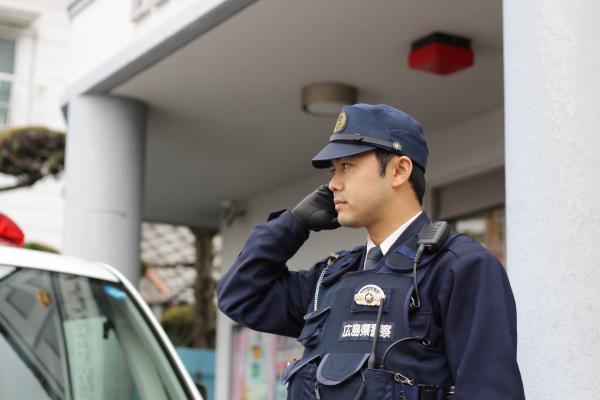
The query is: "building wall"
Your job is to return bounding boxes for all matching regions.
[0,176,64,249]
[0,0,69,250]
[67,0,228,83]
[0,0,68,129]
[427,107,503,187]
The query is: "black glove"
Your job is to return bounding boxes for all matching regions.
[291,185,340,231]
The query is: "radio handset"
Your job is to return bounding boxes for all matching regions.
[417,221,451,252]
[410,221,451,310]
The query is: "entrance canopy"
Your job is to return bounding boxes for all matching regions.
[105,0,502,228]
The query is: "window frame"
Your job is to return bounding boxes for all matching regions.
[0,34,17,130]
[0,23,35,130]
[131,0,169,22]
[66,0,96,18]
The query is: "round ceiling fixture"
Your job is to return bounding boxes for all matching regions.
[302,82,357,116]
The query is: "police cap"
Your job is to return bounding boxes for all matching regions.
[311,104,428,171]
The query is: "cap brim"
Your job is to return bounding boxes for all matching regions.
[311,142,376,169]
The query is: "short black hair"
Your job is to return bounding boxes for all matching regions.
[374,149,425,205]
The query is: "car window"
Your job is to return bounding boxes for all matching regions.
[0,265,190,400]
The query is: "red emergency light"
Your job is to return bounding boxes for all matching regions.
[0,213,25,247]
[409,32,474,76]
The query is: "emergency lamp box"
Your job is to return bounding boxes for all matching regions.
[409,32,474,75]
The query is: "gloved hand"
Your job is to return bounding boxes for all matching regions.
[291,185,340,231]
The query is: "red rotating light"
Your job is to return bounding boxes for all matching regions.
[408,32,474,75]
[0,213,25,247]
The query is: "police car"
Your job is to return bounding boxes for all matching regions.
[0,213,204,399]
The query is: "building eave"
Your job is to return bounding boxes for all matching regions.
[61,0,257,116]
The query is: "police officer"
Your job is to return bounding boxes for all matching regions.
[217,104,525,400]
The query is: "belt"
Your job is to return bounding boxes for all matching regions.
[402,384,454,400]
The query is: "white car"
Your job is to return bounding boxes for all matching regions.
[0,215,203,400]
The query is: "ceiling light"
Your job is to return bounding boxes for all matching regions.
[302,82,357,116]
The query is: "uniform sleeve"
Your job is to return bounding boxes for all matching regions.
[216,210,321,338]
[438,250,525,400]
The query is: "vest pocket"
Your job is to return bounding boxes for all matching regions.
[283,357,318,400]
[315,353,395,399]
[297,307,331,348]
[409,311,432,338]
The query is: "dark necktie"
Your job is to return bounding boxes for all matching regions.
[364,246,383,270]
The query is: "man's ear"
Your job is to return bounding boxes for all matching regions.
[389,155,413,188]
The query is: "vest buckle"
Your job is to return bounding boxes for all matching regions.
[394,372,414,385]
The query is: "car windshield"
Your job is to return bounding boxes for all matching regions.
[0,264,189,400]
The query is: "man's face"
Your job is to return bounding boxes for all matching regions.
[328,151,392,228]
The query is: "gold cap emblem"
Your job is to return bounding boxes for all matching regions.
[354,284,386,306]
[333,112,347,134]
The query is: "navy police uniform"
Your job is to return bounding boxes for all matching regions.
[217,104,525,400]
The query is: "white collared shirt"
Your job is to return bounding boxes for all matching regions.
[364,210,422,269]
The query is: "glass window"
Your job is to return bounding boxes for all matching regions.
[0,38,15,74]
[434,169,506,265]
[0,265,191,400]
[449,206,506,265]
[0,37,15,129]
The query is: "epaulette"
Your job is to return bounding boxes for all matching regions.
[320,248,363,287]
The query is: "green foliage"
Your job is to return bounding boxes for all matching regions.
[141,259,151,272]
[24,242,60,253]
[161,304,196,347]
[0,126,66,191]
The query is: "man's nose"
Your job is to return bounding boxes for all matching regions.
[328,173,342,192]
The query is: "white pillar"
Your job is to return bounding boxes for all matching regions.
[504,2,600,398]
[63,95,147,283]
[215,312,233,400]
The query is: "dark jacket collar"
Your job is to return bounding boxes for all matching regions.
[354,211,431,271]
[389,211,431,251]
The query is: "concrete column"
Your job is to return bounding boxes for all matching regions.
[63,95,147,283]
[504,1,600,398]
[215,311,233,400]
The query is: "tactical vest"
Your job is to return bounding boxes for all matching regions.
[281,234,457,400]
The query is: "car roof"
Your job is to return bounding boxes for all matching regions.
[0,246,119,282]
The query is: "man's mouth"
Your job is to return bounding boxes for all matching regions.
[334,199,347,210]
